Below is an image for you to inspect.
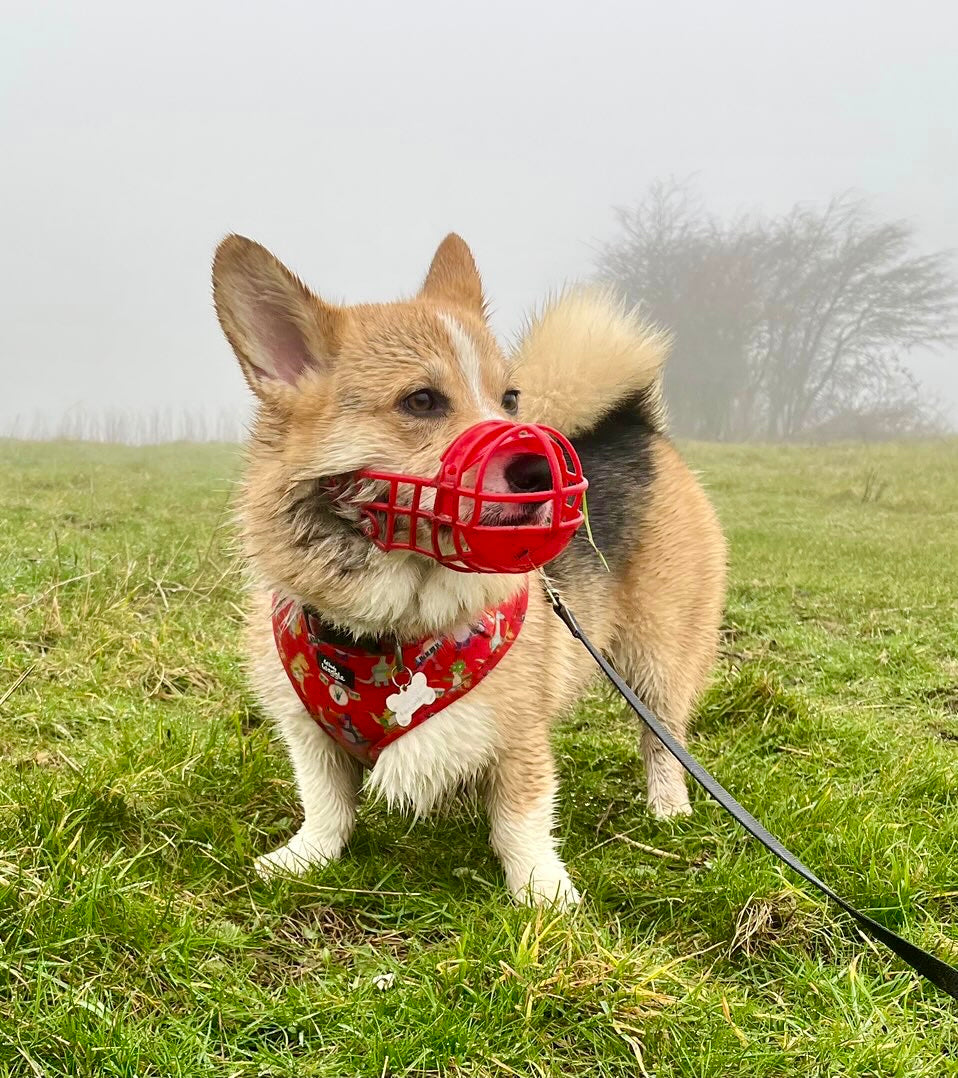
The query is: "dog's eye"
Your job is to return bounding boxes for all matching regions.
[402,388,446,415]
[502,390,520,415]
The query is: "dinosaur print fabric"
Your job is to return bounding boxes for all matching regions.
[272,588,529,766]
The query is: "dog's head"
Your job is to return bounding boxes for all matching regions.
[213,233,532,636]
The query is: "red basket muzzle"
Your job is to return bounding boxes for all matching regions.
[351,420,587,573]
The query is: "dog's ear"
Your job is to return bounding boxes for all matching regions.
[419,233,485,317]
[212,235,342,397]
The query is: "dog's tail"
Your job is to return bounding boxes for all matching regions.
[511,288,669,437]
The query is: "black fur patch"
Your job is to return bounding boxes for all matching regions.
[283,479,370,577]
[284,478,338,550]
[551,391,657,579]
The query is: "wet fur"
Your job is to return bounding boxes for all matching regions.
[213,235,727,906]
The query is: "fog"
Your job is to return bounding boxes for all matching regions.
[2,0,956,433]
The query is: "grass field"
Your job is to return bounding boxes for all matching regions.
[1,438,957,1077]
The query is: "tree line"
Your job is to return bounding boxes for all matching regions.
[595,182,956,441]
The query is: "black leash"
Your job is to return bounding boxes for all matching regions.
[544,582,958,1002]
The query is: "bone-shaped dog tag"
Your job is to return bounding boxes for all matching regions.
[386,671,437,727]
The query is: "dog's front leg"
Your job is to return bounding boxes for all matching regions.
[256,708,361,879]
[484,739,579,909]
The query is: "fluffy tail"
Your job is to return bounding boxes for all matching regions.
[511,289,669,436]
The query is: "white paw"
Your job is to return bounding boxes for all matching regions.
[648,795,693,820]
[510,861,581,909]
[254,831,339,879]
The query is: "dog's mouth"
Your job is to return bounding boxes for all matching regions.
[478,500,550,527]
[321,473,448,547]
[323,473,550,545]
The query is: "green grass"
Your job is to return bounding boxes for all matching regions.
[2,438,957,1077]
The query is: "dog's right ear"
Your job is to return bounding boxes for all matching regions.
[212,235,342,398]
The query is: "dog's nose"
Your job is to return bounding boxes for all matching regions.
[504,453,553,494]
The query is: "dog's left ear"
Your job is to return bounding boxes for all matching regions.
[419,233,486,317]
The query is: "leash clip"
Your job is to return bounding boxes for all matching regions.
[538,570,582,638]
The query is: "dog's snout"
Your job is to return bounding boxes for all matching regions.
[504,453,553,494]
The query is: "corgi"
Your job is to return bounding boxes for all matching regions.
[211,233,727,907]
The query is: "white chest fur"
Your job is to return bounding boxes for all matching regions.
[365,693,500,816]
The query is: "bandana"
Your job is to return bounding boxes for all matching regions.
[272,587,529,766]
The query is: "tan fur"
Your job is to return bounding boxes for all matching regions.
[419,233,488,317]
[514,288,670,435]
[607,440,728,816]
[212,233,726,907]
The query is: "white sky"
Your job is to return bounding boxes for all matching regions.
[2,0,956,429]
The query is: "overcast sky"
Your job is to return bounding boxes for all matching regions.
[2,0,956,432]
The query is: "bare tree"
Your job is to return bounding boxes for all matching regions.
[596,181,956,440]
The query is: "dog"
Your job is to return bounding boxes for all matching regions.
[211,233,727,907]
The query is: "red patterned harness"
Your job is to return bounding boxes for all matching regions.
[272,588,528,766]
